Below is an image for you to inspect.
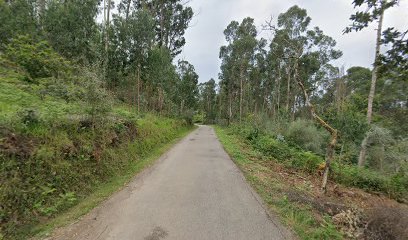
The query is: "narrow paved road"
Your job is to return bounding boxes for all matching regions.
[50,125,292,240]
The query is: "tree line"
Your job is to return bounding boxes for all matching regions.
[0,0,199,120]
[197,1,407,188]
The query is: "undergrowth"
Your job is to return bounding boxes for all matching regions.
[225,123,408,201]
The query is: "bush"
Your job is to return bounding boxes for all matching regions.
[331,163,408,200]
[285,119,329,155]
[292,151,324,173]
[4,35,72,79]
[18,108,40,125]
[254,135,293,161]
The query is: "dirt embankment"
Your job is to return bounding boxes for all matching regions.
[267,160,408,240]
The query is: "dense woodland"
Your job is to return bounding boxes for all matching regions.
[0,0,198,117]
[0,0,407,239]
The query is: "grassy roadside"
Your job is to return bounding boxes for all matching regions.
[214,126,343,240]
[0,58,198,239]
[30,125,196,239]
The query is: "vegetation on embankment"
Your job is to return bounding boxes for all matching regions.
[0,55,194,239]
[226,123,407,201]
[215,124,408,240]
[215,126,343,239]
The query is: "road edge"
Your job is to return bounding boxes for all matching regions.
[212,125,297,240]
[32,125,198,239]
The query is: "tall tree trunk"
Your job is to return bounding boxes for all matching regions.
[137,65,141,113]
[358,10,384,167]
[219,91,222,122]
[180,100,184,115]
[125,0,131,20]
[239,63,244,122]
[285,66,291,112]
[37,0,46,25]
[103,0,111,88]
[159,2,164,47]
[276,66,282,114]
[228,93,232,125]
[105,0,111,53]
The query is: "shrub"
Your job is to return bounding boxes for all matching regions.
[331,163,408,200]
[292,151,324,173]
[387,173,408,200]
[81,69,113,123]
[253,135,293,162]
[193,111,204,124]
[18,108,40,125]
[285,119,329,155]
[4,35,71,79]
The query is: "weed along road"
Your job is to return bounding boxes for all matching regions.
[49,125,292,240]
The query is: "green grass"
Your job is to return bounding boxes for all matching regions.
[0,65,82,128]
[29,125,195,239]
[1,117,195,240]
[214,126,343,240]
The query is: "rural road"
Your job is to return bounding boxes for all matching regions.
[49,125,292,240]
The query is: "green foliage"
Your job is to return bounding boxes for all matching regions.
[254,135,293,161]
[0,38,193,237]
[140,0,194,56]
[331,163,408,200]
[325,105,369,145]
[225,123,408,200]
[0,0,38,48]
[145,47,176,89]
[293,151,323,173]
[18,108,40,125]
[0,112,191,238]
[284,119,329,155]
[4,35,72,80]
[192,112,205,123]
[176,60,199,112]
[80,69,113,122]
[198,78,217,123]
[43,0,99,61]
[108,8,155,86]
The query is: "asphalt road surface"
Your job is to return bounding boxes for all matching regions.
[49,125,293,240]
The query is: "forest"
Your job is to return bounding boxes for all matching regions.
[0,0,407,239]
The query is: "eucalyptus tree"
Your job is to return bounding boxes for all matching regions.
[265,5,342,191]
[345,0,401,167]
[137,0,194,57]
[43,0,100,63]
[176,60,199,114]
[219,17,259,122]
[144,46,177,112]
[199,78,217,122]
[0,0,38,48]
[248,38,268,114]
[109,7,155,77]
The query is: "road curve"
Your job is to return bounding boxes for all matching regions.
[49,125,293,240]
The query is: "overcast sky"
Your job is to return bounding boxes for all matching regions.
[176,0,408,83]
